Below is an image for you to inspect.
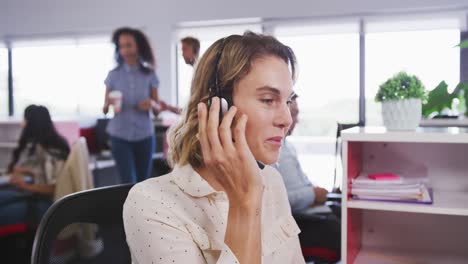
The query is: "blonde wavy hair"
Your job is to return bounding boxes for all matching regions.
[167,31,297,168]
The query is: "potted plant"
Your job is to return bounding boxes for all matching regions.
[375,71,427,130]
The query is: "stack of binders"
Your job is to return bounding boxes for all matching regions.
[351,173,433,204]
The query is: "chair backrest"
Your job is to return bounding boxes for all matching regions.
[332,123,361,192]
[31,184,134,264]
[54,137,94,201]
[94,118,110,154]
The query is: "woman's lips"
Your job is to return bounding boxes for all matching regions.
[266,136,283,147]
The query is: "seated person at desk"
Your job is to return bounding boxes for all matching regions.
[276,95,341,258]
[276,95,329,212]
[123,32,305,263]
[0,105,70,226]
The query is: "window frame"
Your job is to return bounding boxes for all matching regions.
[174,14,466,125]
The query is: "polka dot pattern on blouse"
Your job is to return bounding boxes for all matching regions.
[123,164,305,264]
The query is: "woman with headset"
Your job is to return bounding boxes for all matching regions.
[123,32,305,263]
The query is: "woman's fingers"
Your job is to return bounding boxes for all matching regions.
[197,103,212,164]
[233,114,251,156]
[219,106,237,152]
[206,97,223,153]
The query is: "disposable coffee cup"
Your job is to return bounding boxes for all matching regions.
[108,91,123,113]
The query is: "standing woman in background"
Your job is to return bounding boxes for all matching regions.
[103,27,171,183]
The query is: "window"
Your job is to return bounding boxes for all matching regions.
[171,15,465,190]
[12,37,114,117]
[365,18,461,125]
[0,46,7,117]
[274,22,360,190]
[176,24,262,106]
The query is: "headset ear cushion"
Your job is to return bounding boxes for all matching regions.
[220,97,229,115]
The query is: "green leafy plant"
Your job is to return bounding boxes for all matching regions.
[375,71,427,102]
[423,39,468,117]
[422,81,468,117]
[456,39,468,49]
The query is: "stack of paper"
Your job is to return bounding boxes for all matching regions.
[351,174,433,204]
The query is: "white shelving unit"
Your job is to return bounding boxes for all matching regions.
[341,127,468,264]
[347,189,468,216]
[342,126,468,143]
[353,247,468,264]
[420,117,468,127]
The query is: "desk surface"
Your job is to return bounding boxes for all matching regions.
[0,175,10,187]
[1,152,166,187]
[89,152,165,171]
[0,175,34,188]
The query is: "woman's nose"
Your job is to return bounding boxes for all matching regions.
[274,103,292,129]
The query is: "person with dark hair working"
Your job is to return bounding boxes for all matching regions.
[276,95,341,259]
[0,105,70,226]
[181,36,200,66]
[276,95,329,212]
[103,27,178,184]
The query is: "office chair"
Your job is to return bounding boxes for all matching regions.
[0,192,51,264]
[297,211,341,263]
[93,118,111,155]
[299,123,361,263]
[31,184,134,264]
[332,122,361,193]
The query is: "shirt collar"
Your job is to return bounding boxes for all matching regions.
[123,63,138,72]
[283,138,294,151]
[172,164,218,198]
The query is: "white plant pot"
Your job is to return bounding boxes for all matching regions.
[382,98,422,131]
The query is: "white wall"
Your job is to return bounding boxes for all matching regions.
[1,0,468,103]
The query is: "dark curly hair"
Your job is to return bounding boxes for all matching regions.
[112,27,156,74]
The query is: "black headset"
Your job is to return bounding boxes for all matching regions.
[208,38,230,121]
[207,37,265,169]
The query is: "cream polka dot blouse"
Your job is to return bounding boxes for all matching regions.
[123,164,305,264]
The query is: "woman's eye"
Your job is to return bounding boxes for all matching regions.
[260,99,274,105]
[286,100,292,106]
